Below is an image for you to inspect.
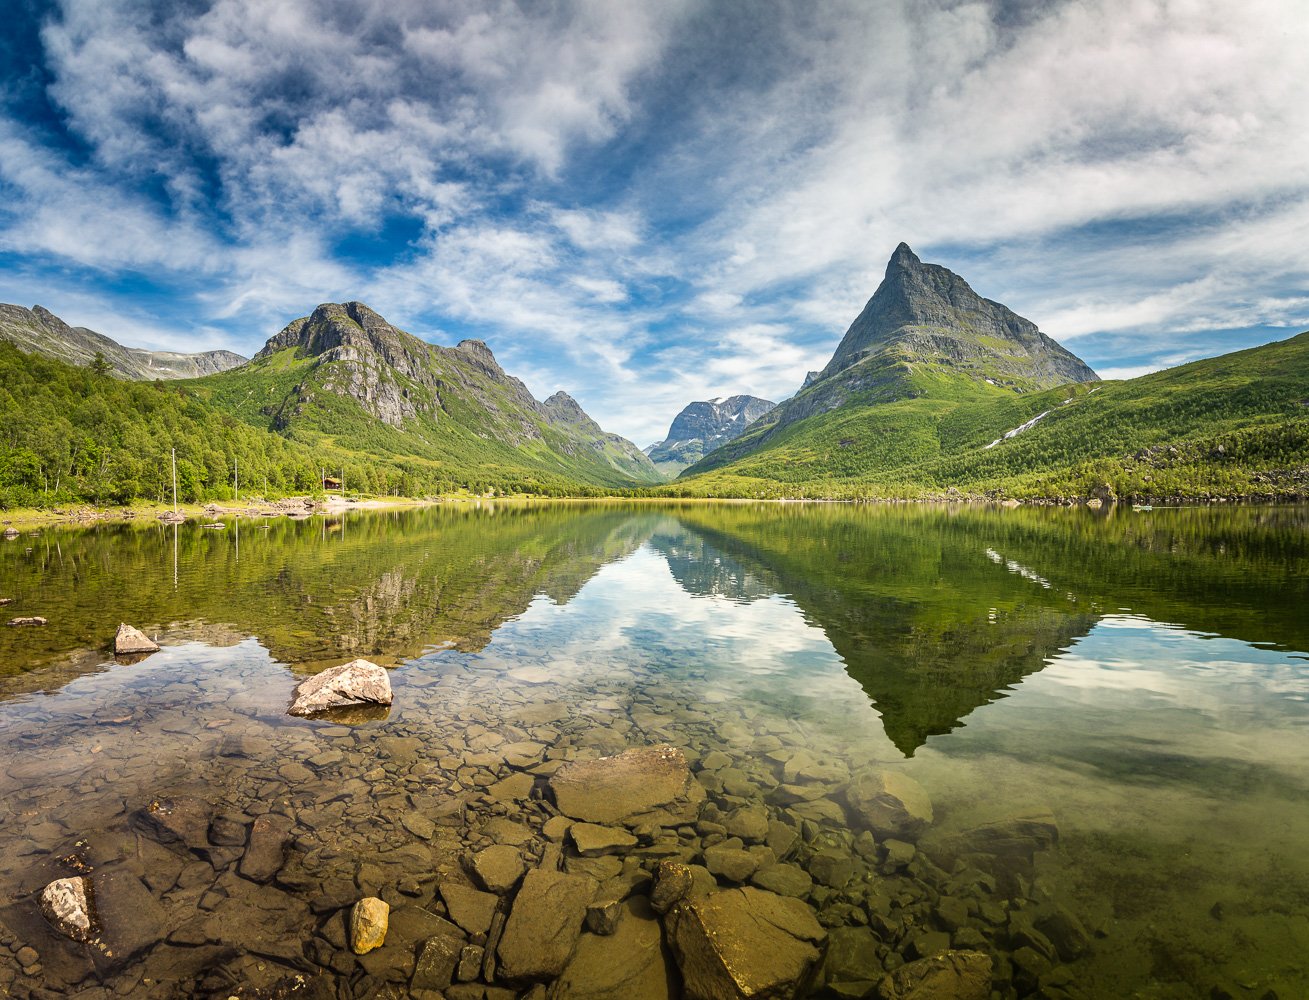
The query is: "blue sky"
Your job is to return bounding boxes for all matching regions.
[1,0,1306,446]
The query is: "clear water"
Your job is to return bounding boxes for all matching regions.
[0,502,1306,999]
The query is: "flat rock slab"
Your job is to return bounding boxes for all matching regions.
[114,623,160,655]
[240,813,292,883]
[876,950,992,1000]
[667,886,826,1000]
[570,823,638,857]
[845,769,933,840]
[553,896,675,1000]
[140,796,213,854]
[288,659,393,717]
[550,745,705,826]
[90,869,167,970]
[496,868,596,981]
[439,881,498,937]
[472,844,526,894]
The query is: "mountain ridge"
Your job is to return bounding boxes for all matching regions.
[645,394,776,475]
[0,302,247,380]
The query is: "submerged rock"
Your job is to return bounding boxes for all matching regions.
[549,745,705,826]
[553,896,675,1000]
[287,659,393,717]
[496,868,594,981]
[876,949,992,1000]
[350,897,390,954]
[141,795,213,854]
[845,769,933,840]
[666,886,826,1000]
[240,813,292,883]
[471,844,526,894]
[114,623,160,655]
[40,876,94,942]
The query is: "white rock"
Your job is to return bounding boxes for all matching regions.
[114,623,160,655]
[41,876,93,941]
[288,658,393,716]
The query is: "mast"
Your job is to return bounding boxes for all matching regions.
[171,448,178,515]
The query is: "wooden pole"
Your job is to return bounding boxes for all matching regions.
[172,448,178,515]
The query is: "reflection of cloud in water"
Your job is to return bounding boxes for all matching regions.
[468,547,887,738]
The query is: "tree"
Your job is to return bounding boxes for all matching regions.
[89,351,113,377]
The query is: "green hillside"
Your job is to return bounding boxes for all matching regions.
[0,341,633,509]
[668,332,1309,501]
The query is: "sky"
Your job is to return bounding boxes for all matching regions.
[1,0,1307,446]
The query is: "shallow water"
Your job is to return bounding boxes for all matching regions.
[0,502,1306,999]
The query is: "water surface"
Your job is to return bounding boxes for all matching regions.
[0,502,1305,999]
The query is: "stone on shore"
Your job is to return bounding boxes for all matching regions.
[114,623,160,655]
[350,897,390,954]
[666,886,826,1000]
[496,868,595,981]
[876,949,992,1000]
[7,616,47,626]
[549,745,705,826]
[40,877,93,942]
[288,659,393,717]
[845,769,933,840]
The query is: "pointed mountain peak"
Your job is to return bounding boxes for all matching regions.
[888,242,920,269]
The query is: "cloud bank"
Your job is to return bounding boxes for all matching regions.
[0,0,1306,443]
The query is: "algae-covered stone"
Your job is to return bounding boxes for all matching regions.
[553,896,675,1000]
[496,868,595,981]
[877,949,991,1000]
[472,844,526,894]
[667,886,826,1000]
[350,897,390,954]
[550,745,704,826]
[846,770,933,840]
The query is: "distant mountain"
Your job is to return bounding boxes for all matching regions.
[0,303,246,380]
[200,301,661,489]
[645,395,776,475]
[676,244,1309,501]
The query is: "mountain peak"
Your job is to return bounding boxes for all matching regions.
[889,242,920,269]
[819,245,1097,386]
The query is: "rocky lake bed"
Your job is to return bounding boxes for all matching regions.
[0,502,1306,999]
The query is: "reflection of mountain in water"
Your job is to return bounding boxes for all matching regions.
[666,507,1098,754]
[647,525,775,603]
[667,503,1309,755]
[3,501,1305,750]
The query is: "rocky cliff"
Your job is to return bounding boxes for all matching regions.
[0,303,246,380]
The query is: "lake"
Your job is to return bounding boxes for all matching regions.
[0,501,1306,1000]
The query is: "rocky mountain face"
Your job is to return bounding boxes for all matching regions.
[645,395,776,474]
[239,301,660,487]
[687,243,1098,474]
[0,303,246,380]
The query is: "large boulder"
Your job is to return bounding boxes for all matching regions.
[114,623,160,655]
[39,877,93,942]
[876,950,992,1000]
[549,745,705,826]
[496,868,595,981]
[666,887,826,1000]
[287,659,392,717]
[552,896,676,1000]
[845,770,933,840]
